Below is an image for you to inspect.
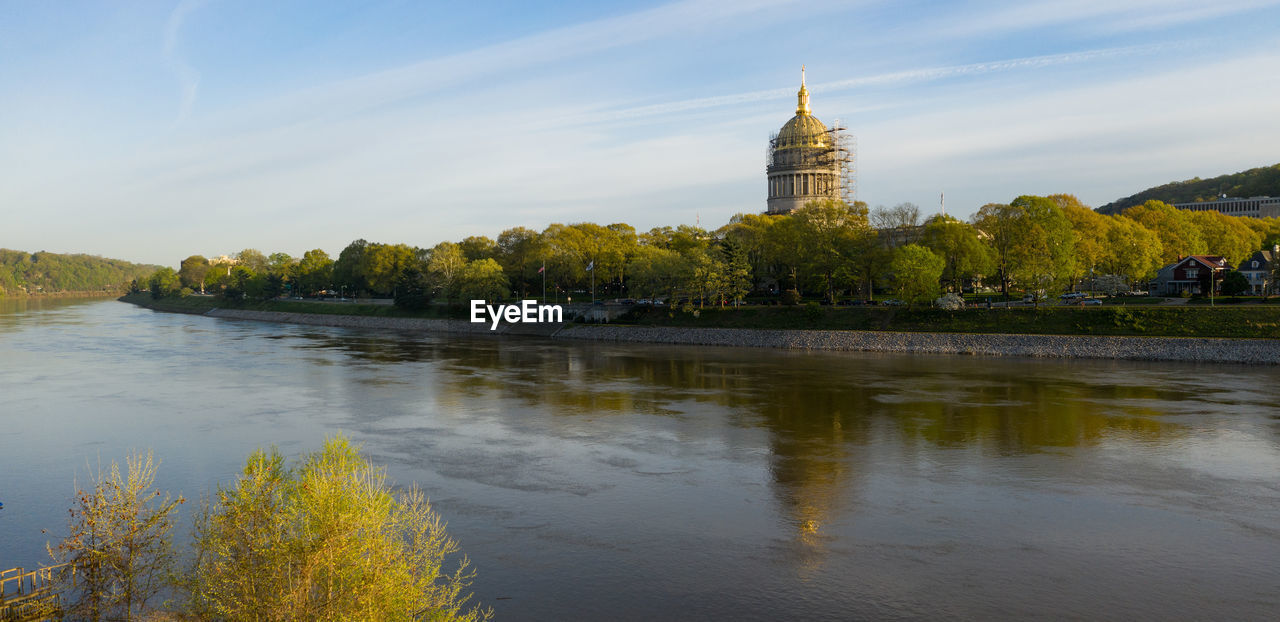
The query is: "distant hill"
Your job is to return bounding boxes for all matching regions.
[1096,163,1280,215]
[0,248,160,296]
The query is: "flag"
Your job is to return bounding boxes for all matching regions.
[586,261,594,271]
[538,264,545,274]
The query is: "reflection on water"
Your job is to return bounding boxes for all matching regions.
[2,299,1279,620]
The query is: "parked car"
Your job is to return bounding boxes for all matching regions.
[883,299,905,306]
[1082,298,1103,306]
[1060,292,1085,299]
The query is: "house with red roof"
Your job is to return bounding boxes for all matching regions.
[1150,255,1233,296]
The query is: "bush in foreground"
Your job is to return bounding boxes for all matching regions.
[186,437,491,621]
[46,438,489,621]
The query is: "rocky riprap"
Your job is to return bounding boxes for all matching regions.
[202,309,1280,365]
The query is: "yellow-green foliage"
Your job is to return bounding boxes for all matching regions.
[188,436,491,622]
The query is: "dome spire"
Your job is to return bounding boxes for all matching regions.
[796,65,810,116]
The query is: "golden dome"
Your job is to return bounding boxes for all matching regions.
[774,66,830,150]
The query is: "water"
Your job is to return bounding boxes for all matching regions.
[2,298,1279,619]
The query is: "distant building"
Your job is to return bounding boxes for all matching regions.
[1173,197,1280,218]
[1238,246,1278,295]
[765,68,854,215]
[1150,255,1232,295]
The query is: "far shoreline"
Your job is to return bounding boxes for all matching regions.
[119,294,1280,365]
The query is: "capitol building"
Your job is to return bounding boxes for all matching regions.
[765,68,854,215]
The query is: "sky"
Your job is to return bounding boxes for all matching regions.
[3,0,1280,266]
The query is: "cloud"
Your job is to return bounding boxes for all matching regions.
[163,0,205,125]
[559,42,1181,128]
[932,0,1280,37]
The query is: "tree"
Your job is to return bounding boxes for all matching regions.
[188,437,491,621]
[1190,210,1261,265]
[888,244,944,306]
[295,249,333,296]
[50,451,184,622]
[1101,217,1163,287]
[1221,270,1250,297]
[792,199,869,302]
[458,258,508,302]
[332,240,370,296]
[495,227,545,298]
[236,249,269,274]
[427,242,467,301]
[1010,195,1077,297]
[363,243,417,296]
[458,236,496,262]
[918,215,992,292]
[870,202,921,231]
[178,255,210,292]
[149,267,181,299]
[1054,196,1108,289]
[1121,200,1205,264]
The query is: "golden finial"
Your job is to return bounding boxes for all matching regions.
[796,65,811,116]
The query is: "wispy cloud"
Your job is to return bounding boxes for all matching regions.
[562,42,1182,127]
[935,0,1280,37]
[163,0,205,125]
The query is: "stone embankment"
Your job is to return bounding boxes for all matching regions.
[556,325,1280,365]
[194,308,1280,364]
[205,309,496,334]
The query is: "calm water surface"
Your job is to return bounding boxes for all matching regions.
[2,298,1279,620]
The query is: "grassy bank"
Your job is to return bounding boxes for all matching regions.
[119,293,470,319]
[615,304,1280,338]
[121,293,1280,339]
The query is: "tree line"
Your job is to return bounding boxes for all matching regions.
[1097,162,1280,214]
[148,194,1280,308]
[0,249,159,297]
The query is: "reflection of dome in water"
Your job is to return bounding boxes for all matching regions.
[765,67,844,215]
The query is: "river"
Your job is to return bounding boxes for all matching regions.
[2,297,1278,619]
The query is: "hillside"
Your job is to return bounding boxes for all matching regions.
[1096,163,1280,215]
[0,248,160,296]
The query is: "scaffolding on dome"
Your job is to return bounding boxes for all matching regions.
[829,120,857,205]
[763,123,857,205]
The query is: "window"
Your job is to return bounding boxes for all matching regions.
[1186,268,1199,279]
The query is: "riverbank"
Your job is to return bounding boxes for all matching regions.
[121,294,1280,364]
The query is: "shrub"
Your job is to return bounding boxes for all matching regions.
[934,292,965,310]
[187,437,491,621]
[49,451,184,621]
[781,289,801,306]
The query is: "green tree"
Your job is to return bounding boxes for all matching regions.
[364,243,417,296]
[295,249,334,296]
[427,242,466,301]
[178,255,210,292]
[236,249,269,274]
[1221,270,1250,297]
[149,267,181,299]
[918,215,992,292]
[458,258,508,302]
[495,227,545,298]
[1190,210,1261,265]
[188,437,491,621]
[458,236,496,262]
[1121,200,1205,264]
[50,451,184,622]
[1101,217,1163,287]
[792,199,869,302]
[332,240,370,296]
[888,244,945,306]
[1054,195,1108,289]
